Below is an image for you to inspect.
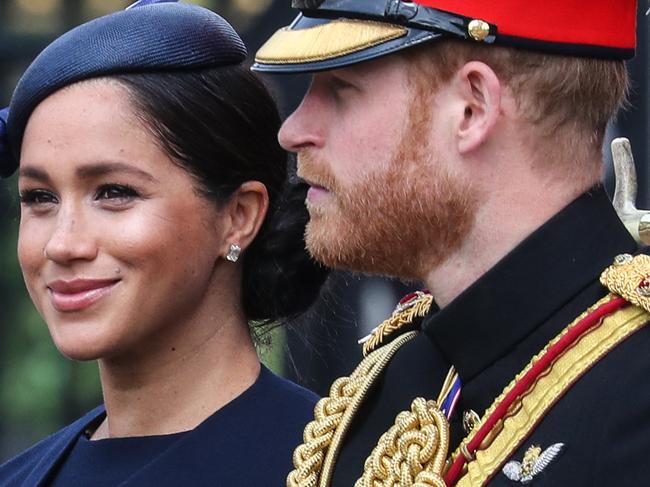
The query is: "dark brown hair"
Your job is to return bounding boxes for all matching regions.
[113,66,327,324]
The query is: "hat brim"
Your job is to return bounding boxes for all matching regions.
[253,15,441,74]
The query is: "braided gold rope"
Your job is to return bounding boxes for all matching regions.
[600,254,650,312]
[363,294,434,356]
[287,338,413,487]
[355,398,449,487]
[288,294,435,487]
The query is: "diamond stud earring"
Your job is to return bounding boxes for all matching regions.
[226,243,241,263]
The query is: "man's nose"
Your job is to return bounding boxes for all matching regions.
[278,91,326,152]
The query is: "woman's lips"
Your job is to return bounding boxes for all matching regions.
[47,279,120,312]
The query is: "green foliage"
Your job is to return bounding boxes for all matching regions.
[258,326,286,376]
[0,180,102,459]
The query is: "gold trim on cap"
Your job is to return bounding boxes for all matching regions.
[255,19,407,65]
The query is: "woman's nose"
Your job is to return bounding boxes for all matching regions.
[43,208,98,264]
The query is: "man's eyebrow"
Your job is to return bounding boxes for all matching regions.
[75,161,158,182]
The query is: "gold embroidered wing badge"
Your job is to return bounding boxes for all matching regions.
[502,443,565,484]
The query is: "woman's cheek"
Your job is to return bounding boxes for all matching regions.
[101,212,169,266]
[18,223,45,281]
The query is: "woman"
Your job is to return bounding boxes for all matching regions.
[0,1,326,485]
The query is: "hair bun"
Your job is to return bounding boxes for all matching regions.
[243,178,329,324]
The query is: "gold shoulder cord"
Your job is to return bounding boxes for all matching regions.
[287,293,436,487]
[355,396,450,487]
[288,330,419,487]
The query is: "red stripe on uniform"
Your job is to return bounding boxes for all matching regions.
[444,296,629,486]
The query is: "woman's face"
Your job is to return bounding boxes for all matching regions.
[17,81,228,361]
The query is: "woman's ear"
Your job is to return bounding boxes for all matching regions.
[453,61,502,155]
[219,181,269,260]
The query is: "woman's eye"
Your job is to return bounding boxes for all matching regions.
[95,184,139,203]
[19,189,58,206]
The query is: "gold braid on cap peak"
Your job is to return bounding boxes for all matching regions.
[255,20,406,65]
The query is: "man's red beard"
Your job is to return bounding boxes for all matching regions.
[298,147,477,281]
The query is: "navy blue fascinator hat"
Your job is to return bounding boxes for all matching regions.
[0,0,246,178]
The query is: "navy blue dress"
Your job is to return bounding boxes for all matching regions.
[0,366,317,486]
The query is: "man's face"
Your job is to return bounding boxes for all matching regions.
[279,55,477,281]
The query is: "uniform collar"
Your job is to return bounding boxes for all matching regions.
[422,186,638,382]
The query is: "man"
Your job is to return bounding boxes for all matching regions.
[253,1,649,486]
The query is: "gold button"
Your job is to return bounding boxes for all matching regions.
[468,19,490,42]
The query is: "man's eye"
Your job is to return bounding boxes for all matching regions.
[329,77,357,99]
[95,184,139,201]
[19,189,58,206]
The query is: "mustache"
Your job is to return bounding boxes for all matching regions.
[296,152,340,192]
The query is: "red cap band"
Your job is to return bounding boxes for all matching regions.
[418,0,637,52]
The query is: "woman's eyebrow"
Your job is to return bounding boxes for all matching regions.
[18,165,51,183]
[19,161,158,183]
[75,161,158,182]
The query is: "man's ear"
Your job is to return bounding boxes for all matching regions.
[219,181,269,260]
[453,61,502,155]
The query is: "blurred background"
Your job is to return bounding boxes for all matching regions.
[0,0,647,461]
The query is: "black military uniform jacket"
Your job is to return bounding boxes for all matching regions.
[331,187,650,486]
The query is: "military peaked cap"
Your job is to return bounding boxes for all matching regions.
[253,0,638,73]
